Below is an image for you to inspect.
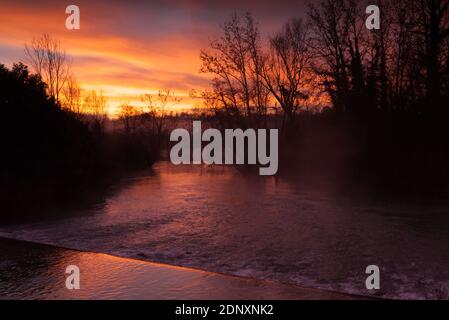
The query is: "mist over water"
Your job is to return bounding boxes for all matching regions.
[1,161,448,299]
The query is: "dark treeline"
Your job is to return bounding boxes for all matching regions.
[2,0,449,218]
[198,0,449,198]
[0,63,158,219]
[200,0,449,122]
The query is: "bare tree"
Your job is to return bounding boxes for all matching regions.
[261,18,314,124]
[413,0,449,103]
[117,104,142,137]
[62,74,82,114]
[25,34,71,103]
[200,12,268,124]
[141,89,181,147]
[83,90,108,132]
[308,0,368,114]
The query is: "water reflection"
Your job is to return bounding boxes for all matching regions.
[0,238,357,300]
[1,162,448,299]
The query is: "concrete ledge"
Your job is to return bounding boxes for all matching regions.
[0,237,364,300]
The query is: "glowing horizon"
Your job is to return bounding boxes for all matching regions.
[0,0,308,115]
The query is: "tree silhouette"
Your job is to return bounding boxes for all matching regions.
[25,34,71,103]
[261,18,314,125]
[0,63,92,184]
[200,13,269,126]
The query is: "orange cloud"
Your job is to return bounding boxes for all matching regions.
[0,0,308,115]
[0,1,212,114]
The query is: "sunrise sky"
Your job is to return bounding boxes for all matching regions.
[0,0,307,114]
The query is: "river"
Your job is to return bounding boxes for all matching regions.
[1,161,448,299]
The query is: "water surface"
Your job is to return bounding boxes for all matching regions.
[1,162,448,299]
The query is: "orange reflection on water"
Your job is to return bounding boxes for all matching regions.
[0,238,353,299]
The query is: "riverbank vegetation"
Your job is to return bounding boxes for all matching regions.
[2,0,449,219]
[195,0,449,198]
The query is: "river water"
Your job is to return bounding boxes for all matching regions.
[1,162,448,299]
